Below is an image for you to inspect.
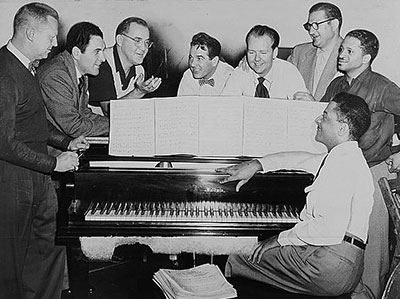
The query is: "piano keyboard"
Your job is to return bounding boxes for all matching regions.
[84,201,300,223]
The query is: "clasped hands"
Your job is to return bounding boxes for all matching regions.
[55,135,89,172]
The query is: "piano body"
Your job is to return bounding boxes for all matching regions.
[56,144,313,298]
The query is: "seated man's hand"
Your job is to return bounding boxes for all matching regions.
[386,152,400,173]
[293,91,315,101]
[68,135,90,151]
[136,74,162,95]
[55,151,79,172]
[216,159,262,192]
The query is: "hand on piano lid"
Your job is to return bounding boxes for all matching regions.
[216,159,262,192]
[67,135,90,152]
[249,235,280,264]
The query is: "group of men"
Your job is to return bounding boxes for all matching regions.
[1,1,400,299]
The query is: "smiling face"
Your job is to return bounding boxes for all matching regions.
[118,23,150,67]
[307,10,337,50]
[315,101,343,151]
[338,36,369,78]
[188,45,218,79]
[246,35,277,77]
[31,16,58,60]
[75,35,105,76]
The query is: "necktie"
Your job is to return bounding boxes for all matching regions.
[28,60,39,76]
[78,76,85,96]
[254,77,270,98]
[199,78,215,87]
[314,155,328,181]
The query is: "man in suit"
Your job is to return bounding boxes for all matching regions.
[178,32,233,96]
[0,3,88,298]
[289,2,342,101]
[38,21,109,142]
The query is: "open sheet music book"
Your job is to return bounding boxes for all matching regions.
[153,263,237,299]
[109,96,327,157]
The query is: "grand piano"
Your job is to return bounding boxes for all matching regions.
[56,143,314,298]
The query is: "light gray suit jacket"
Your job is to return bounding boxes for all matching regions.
[287,37,343,101]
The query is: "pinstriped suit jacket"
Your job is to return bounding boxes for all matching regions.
[287,38,343,101]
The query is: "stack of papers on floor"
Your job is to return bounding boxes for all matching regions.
[153,263,237,299]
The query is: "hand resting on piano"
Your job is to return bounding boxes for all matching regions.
[216,159,262,192]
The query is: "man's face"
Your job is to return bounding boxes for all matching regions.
[188,45,218,79]
[246,35,276,77]
[315,101,342,150]
[31,16,58,60]
[307,10,337,49]
[338,36,366,74]
[76,35,105,76]
[119,23,150,66]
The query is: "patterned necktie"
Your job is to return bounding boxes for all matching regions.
[199,78,215,87]
[78,76,85,96]
[28,60,39,76]
[254,77,270,98]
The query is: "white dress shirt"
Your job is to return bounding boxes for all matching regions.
[258,141,374,246]
[222,58,308,99]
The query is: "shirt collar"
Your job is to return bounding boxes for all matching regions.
[252,63,274,86]
[7,40,31,70]
[345,66,372,85]
[75,65,83,83]
[330,140,359,155]
[113,45,137,89]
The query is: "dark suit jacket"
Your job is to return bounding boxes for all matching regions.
[288,38,343,101]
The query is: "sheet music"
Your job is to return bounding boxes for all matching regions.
[198,97,243,156]
[108,96,328,157]
[109,100,155,156]
[155,97,199,155]
[287,101,327,154]
[243,98,288,156]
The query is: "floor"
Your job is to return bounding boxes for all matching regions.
[61,244,350,299]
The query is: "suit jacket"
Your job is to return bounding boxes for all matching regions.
[38,50,109,139]
[288,37,343,101]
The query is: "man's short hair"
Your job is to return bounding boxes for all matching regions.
[190,32,221,60]
[13,2,59,35]
[65,22,103,54]
[245,25,280,50]
[115,17,149,36]
[331,92,371,141]
[309,2,342,30]
[346,29,379,65]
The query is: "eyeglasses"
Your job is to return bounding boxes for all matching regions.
[121,33,153,49]
[303,18,335,31]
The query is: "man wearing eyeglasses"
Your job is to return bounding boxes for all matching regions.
[38,21,109,148]
[177,32,233,96]
[289,2,343,101]
[88,17,162,116]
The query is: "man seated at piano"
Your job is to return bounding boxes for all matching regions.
[217,92,375,298]
[177,32,234,96]
[222,24,308,99]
